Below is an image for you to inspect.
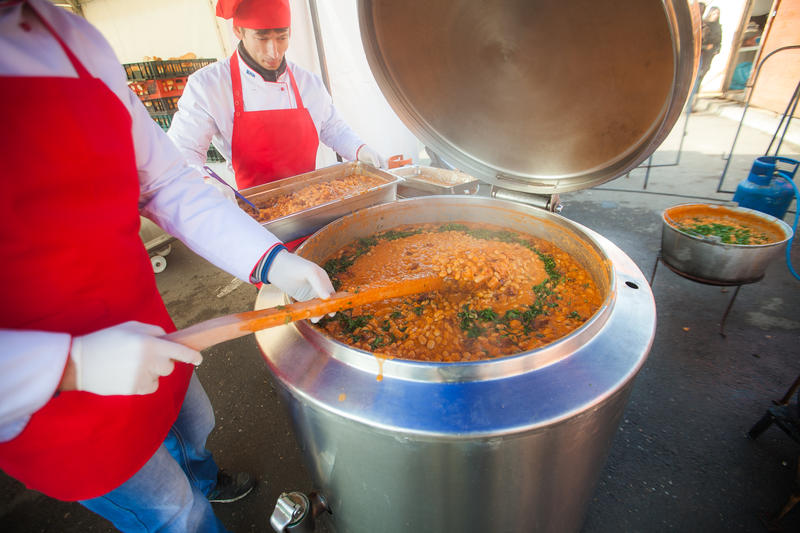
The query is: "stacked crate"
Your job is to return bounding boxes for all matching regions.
[123,58,225,162]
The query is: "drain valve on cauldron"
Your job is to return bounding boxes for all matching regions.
[270,491,329,533]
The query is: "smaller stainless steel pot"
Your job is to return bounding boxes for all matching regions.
[660,203,793,284]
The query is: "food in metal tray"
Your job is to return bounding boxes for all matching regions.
[315,222,603,362]
[666,204,784,245]
[244,174,386,222]
[408,170,474,186]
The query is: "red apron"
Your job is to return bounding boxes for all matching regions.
[0,6,191,501]
[230,50,319,190]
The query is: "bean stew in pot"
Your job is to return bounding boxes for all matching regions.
[314,222,604,362]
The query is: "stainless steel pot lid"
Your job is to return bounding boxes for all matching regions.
[358,0,699,193]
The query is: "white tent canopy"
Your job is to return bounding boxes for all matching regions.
[75,0,423,171]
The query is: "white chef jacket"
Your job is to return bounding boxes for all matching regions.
[167,53,365,176]
[0,0,281,441]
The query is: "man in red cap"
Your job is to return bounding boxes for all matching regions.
[168,0,386,193]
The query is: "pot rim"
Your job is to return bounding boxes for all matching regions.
[289,196,618,380]
[255,197,657,434]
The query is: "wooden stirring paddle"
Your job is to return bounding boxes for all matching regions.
[162,275,443,351]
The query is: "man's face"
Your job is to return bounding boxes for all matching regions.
[235,27,290,70]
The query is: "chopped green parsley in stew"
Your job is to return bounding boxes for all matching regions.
[315,223,603,362]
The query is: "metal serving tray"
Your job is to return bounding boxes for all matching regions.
[391,165,479,197]
[238,161,401,242]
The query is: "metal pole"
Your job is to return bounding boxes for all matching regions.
[643,154,654,189]
[764,79,800,155]
[771,80,800,157]
[718,285,741,337]
[628,101,692,189]
[307,0,341,162]
[634,106,692,172]
[774,372,800,406]
[717,45,800,193]
[308,0,333,94]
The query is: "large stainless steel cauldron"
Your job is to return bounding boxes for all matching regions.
[255,197,656,533]
[257,0,699,529]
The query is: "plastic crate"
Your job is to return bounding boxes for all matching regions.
[151,113,174,132]
[128,81,150,98]
[124,61,175,81]
[149,114,224,164]
[152,77,185,98]
[128,78,186,100]
[207,145,226,162]
[142,96,180,114]
[124,58,217,81]
[179,58,216,75]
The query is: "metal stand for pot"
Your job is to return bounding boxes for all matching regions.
[748,373,800,444]
[747,373,800,528]
[649,254,763,337]
[626,101,693,190]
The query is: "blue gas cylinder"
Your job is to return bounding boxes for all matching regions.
[733,156,797,219]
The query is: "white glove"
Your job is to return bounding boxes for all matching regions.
[267,251,335,321]
[70,321,203,396]
[356,144,385,168]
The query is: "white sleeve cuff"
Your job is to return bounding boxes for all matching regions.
[0,330,71,442]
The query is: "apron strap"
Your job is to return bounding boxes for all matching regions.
[26,1,93,79]
[230,50,245,118]
[230,51,306,112]
[286,67,305,110]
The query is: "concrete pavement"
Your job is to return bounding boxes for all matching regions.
[1,102,799,532]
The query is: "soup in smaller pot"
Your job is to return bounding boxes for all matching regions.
[665,204,785,245]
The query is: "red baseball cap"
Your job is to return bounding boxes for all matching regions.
[216,0,291,29]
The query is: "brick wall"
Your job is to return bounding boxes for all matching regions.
[750,0,800,116]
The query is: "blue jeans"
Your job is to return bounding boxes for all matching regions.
[79,373,227,532]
